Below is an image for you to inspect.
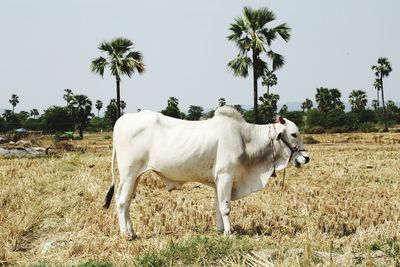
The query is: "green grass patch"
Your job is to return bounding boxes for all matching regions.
[135,235,259,267]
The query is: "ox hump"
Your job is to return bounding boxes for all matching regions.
[214,106,245,122]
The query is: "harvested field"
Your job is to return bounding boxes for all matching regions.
[0,132,399,266]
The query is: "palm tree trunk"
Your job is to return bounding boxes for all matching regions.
[380,75,388,132]
[376,89,380,109]
[97,109,100,117]
[267,85,270,95]
[252,52,259,124]
[79,127,84,139]
[116,79,121,119]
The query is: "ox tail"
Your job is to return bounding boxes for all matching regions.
[103,139,116,209]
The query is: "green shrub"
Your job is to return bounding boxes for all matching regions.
[358,122,379,133]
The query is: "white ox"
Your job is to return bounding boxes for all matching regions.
[104,106,309,239]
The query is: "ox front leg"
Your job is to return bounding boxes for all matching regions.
[216,173,233,237]
[213,187,224,233]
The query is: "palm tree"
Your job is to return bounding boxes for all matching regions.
[120,100,127,114]
[218,98,226,107]
[349,90,367,112]
[70,95,93,139]
[227,7,291,123]
[91,37,145,119]
[9,94,19,114]
[372,57,392,132]
[30,109,39,119]
[301,98,313,112]
[63,89,74,106]
[373,78,381,109]
[261,70,277,94]
[95,100,103,117]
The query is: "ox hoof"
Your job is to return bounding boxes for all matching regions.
[123,232,137,241]
[223,230,232,237]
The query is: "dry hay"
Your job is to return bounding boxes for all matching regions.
[0,132,399,266]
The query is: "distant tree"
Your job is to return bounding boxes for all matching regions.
[161,97,184,119]
[372,57,392,132]
[373,79,381,109]
[70,95,93,139]
[104,99,118,127]
[301,98,313,112]
[315,87,344,113]
[42,106,74,133]
[187,105,204,121]
[279,104,288,115]
[372,100,379,110]
[95,100,103,117]
[349,90,368,112]
[9,94,19,114]
[233,104,243,113]
[120,100,126,114]
[30,109,39,119]
[218,98,226,107]
[261,70,277,94]
[259,93,280,123]
[2,109,21,130]
[17,111,30,122]
[91,37,145,119]
[386,100,400,123]
[227,6,291,123]
[63,89,74,106]
[2,110,13,121]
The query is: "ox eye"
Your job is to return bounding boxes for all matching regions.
[291,133,297,138]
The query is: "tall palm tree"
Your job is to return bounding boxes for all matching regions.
[349,90,367,112]
[372,57,392,132]
[227,7,291,123]
[91,37,145,119]
[70,95,93,139]
[9,94,19,114]
[95,100,103,117]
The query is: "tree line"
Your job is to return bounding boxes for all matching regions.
[1,7,396,137]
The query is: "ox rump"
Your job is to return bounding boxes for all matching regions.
[103,106,309,239]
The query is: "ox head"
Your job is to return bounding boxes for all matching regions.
[275,116,310,168]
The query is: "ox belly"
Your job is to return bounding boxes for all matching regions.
[147,124,218,185]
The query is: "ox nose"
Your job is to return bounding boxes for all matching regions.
[304,156,310,164]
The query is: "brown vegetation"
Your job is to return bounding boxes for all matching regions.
[0,132,399,266]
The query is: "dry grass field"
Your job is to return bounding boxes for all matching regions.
[0,132,399,266]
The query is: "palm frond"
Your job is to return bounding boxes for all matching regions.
[227,17,247,41]
[98,41,114,55]
[228,56,252,77]
[267,50,285,70]
[273,23,291,42]
[111,37,134,55]
[255,7,276,28]
[259,28,276,46]
[90,57,108,77]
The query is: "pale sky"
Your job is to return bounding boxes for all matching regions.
[0,0,399,114]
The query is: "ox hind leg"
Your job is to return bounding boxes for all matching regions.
[115,163,146,240]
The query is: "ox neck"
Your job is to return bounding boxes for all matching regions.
[241,122,281,164]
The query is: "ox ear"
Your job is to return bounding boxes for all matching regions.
[276,115,285,124]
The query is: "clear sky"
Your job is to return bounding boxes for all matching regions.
[1,0,399,114]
